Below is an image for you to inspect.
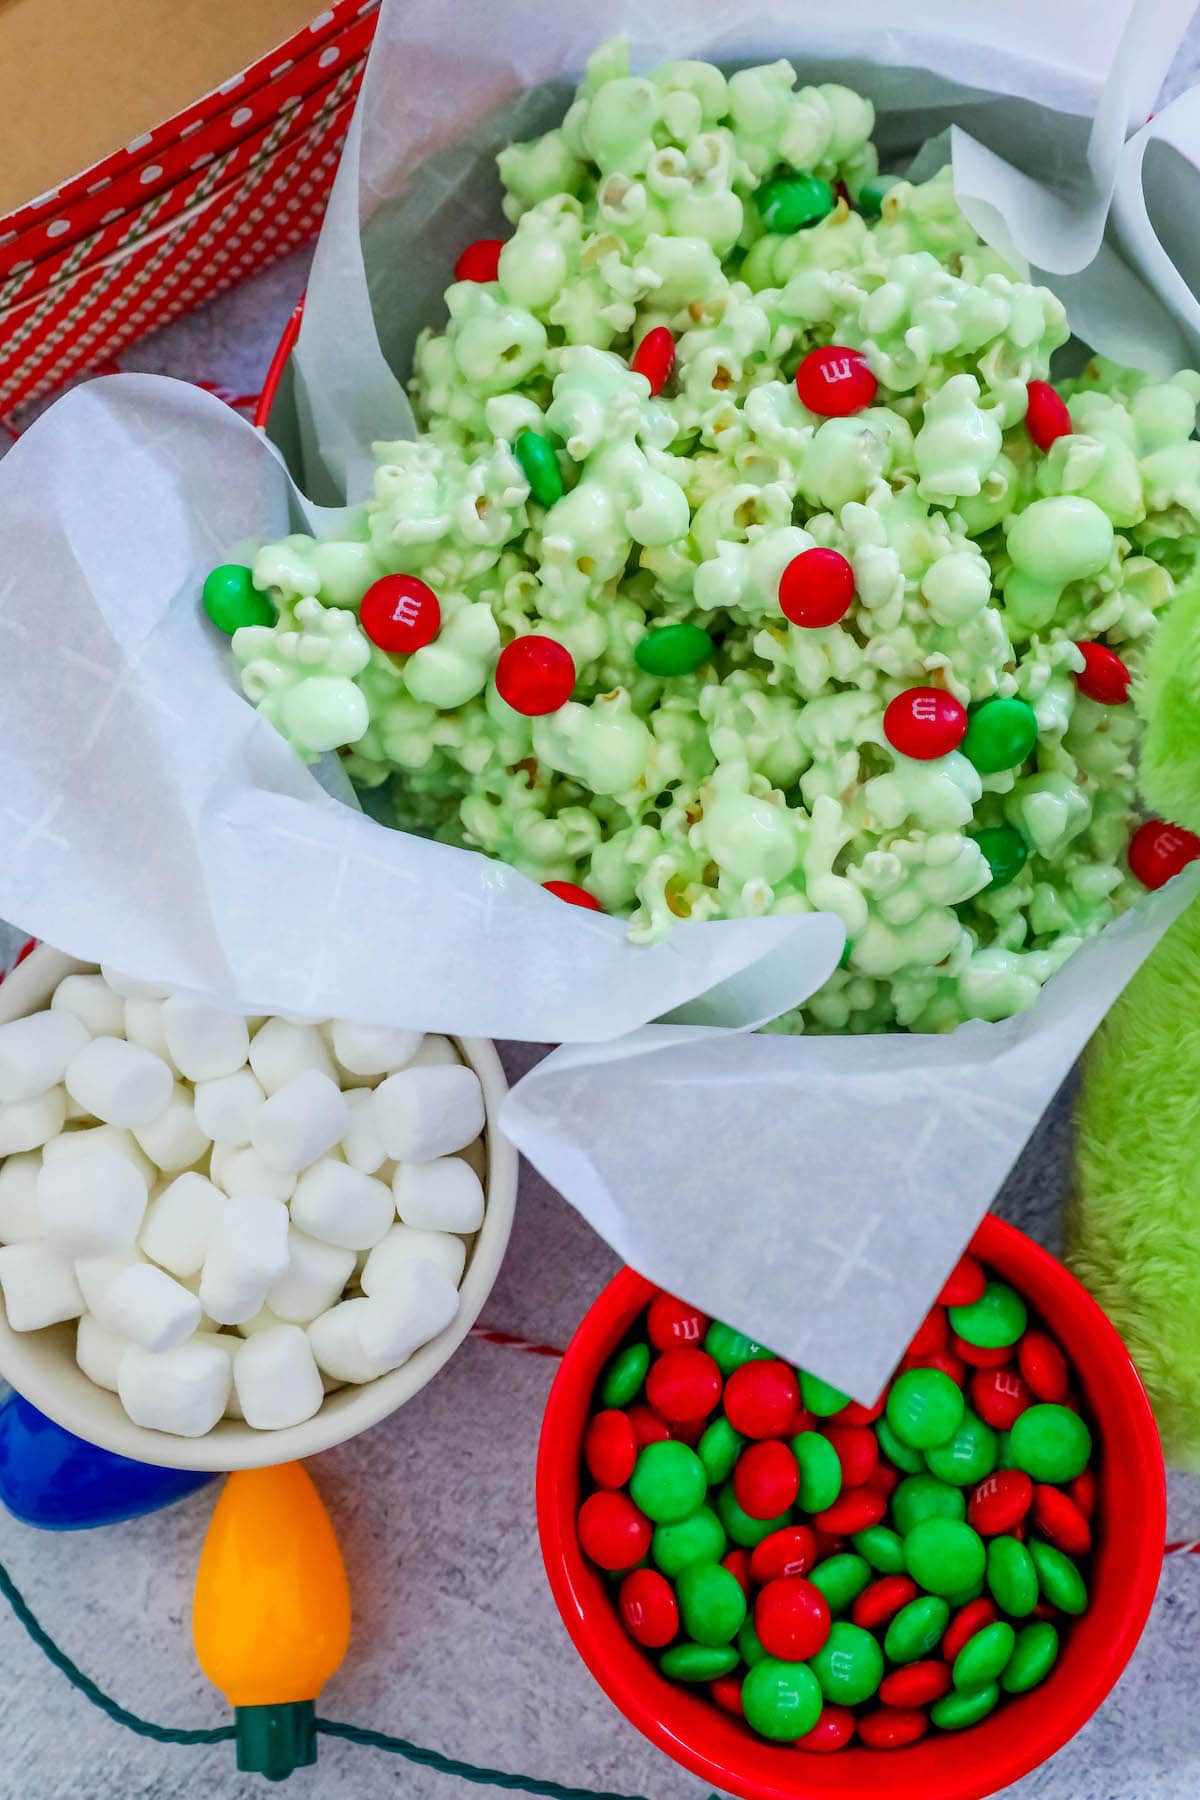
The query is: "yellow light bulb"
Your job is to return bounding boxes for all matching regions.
[193,1462,351,1780]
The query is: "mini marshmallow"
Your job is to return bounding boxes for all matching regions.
[52,974,126,1038]
[76,1313,126,1392]
[268,1226,356,1323]
[193,1068,265,1147]
[248,1018,336,1095]
[209,1142,295,1203]
[199,1196,290,1325]
[251,1070,347,1174]
[235,1305,287,1338]
[133,1083,210,1172]
[193,1330,244,1417]
[161,997,249,1083]
[373,1066,484,1164]
[100,966,169,1001]
[0,1010,89,1103]
[308,1298,383,1384]
[234,1323,324,1428]
[63,1092,94,1122]
[393,1158,485,1234]
[37,1147,147,1255]
[76,1248,142,1317]
[102,1262,201,1352]
[43,1124,155,1191]
[0,1153,42,1242]
[291,1157,393,1250]
[361,1223,467,1296]
[0,1087,66,1155]
[329,1020,423,1079]
[118,1340,231,1436]
[341,1087,387,1173]
[411,1035,461,1068]
[140,1172,225,1276]
[65,1037,174,1128]
[357,1257,461,1371]
[0,1241,84,1330]
[123,998,173,1063]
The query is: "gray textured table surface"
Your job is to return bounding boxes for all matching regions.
[2,33,1200,1800]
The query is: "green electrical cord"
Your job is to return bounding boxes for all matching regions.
[0,1555,715,1799]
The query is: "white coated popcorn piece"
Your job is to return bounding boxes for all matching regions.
[0,1086,66,1155]
[361,1222,467,1296]
[234,1323,324,1429]
[140,1172,226,1277]
[357,1257,461,1371]
[0,1010,89,1103]
[268,1227,356,1323]
[393,1157,485,1234]
[251,1070,347,1173]
[0,1241,84,1330]
[64,1037,173,1128]
[51,974,125,1039]
[290,1157,394,1250]
[192,1068,265,1147]
[372,1065,484,1163]
[329,1020,423,1078]
[161,998,249,1083]
[36,1147,147,1255]
[341,1087,387,1173]
[76,1313,126,1392]
[209,1142,295,1203]
[248,1018,336,1095]
[0,1153,43,1243]
[118,1340,231,1437]
[102,1262,201,1352]
[132,1083,210,1172]
[307,1298,383,1384]
[199,1197,290,1325]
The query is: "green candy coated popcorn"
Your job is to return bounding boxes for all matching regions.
[203,564,275,634]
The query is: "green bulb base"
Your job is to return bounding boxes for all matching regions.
[234,1701,317,1781]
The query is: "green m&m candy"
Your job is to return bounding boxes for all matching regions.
[202,564,275,634]
[630,1441,707,1524]
[635,623,715,677]
[962,697,1039,774]
[884,1595,951,1663]
[809,1622,884,1705]
[904,1519,986,1596]
[852,1526,906,1574]
[697,1417,744,1485]
[755,172,835,233]
[952,1620,1016,1691]
[800,1371,850,1417]
[931,1683,1000,1729]
[1029,1539,1088,1615]
[660,1642,739,1682]
[737,1616,768,1667]
[1009,1404,1092,1483]
[601,1342,649,1407]
[513,430,564,507]
[972,825,1029,890]
[808,1554,871,1613]
[741,1658,823,1740]
[857,172,902,217]
[987,1536,1039,1617]
[676,1561,747,1645]
[886,1368,965,1450]
[705,1321,773,1374]
[876,1416,924,1474]
[925,1410,998,1487]
[950,1282,1027,1349]
[1001,1621,1060,1693]
[651,1505,726,1577]
[716,1480,789,1548]
[892,1474,966,1536]
[792,1431,843,1511]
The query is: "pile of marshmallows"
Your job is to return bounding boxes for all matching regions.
[0,967,487,1435]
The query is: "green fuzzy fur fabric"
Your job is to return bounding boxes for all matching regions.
[1070,572,1200,1468]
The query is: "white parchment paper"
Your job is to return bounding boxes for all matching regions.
[2,0,1200,1397]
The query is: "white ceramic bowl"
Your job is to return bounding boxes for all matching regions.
[0,945,518,1470]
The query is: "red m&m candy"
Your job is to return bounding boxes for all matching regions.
[495,635,576,715]
[626,1403,670,1447]
[724,1360,799,1439]
[645,1346,723,1423]
[857,1706,928,1749]
[749,1525,818,1584]
[631,326,675,396]
[1032,1484,1092,1556]
[796,345,877,416]
[907,1307,948,1359]
[1025,379,1073,451]
[883,687,968,760]
[619,1568,679,1647]
[967,1470,1033,1536]
[584,1409,638,1488]
[778,548,856,628]
[971,1367,1032,1431]
[823,1425,879,1488]
[852,1575,919,1631]
[734,1440,800,1519]
[710,1674,745,1717]
[938,1254,986,1308]
[942,1597,998,1664]
[1129,818,1200,890]
[794,1705,855,1752]
[1074,641,1131,705]
[1018,1330,1069,1402]
[577,1490,651,1571]
[722,1549,753,1594]
[647,1293,710,1351]
[542,880,603,911]
[454,237,504,282]
[359,575,441,654]
[880,1660,952,1708]
[813,1485,887,1535]
[754,1577,832,1661]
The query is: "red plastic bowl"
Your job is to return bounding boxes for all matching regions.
[537,1215,1164,1800]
